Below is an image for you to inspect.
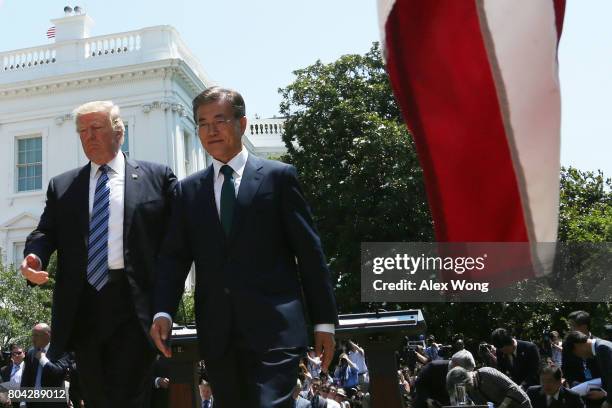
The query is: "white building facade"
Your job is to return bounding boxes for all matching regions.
[0,11,285,287]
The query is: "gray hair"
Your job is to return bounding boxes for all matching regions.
[449,349,476,371]
[33,322,51,334]
[446,367,474,400]
[73,100,125,136]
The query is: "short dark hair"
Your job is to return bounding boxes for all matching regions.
[540,365,563,381]
[192,86,246,122]
[562,331,589,353]
[491,328,514,348]
[568,311,591,328]
[9,344,22,352]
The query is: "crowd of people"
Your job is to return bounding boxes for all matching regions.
[405,310,611,408]
[1,309,609,408]
[287,310,611,408]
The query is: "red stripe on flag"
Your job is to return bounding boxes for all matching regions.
[47,26,56,38]
[553,0,566,41]
[383,0,529,243]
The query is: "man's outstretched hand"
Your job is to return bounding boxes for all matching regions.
[314,331,335,373]
[150,317,172,358]
[21,254,49,285]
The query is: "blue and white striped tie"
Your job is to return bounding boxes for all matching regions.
[87,165,110,291]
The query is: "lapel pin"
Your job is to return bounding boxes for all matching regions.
[131,174,138,179]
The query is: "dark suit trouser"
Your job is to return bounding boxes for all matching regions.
[72,270,155,408]
[204,332,304,408]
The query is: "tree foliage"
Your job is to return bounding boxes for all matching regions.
[278,42,611,344]
[280,43,433,313]
[559,167,612,242]
[0,258,52,349]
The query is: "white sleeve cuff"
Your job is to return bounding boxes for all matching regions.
[39,355,49,368]
[314,324,335,334]
[153,312,173,325]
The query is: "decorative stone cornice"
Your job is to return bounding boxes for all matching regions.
[0,59,205,100]
[141,100,190,117]
[55,113,73,125]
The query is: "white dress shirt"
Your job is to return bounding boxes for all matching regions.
[211,147,249,216]
[348,349,368,374]
[8,361,24,387]
[154,147,334,334]
[89,152,125,270]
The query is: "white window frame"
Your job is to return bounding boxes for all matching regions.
[9,128,48,198]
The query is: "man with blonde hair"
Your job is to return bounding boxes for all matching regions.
[21,100,177,407]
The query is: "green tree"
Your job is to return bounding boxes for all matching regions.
[0,258,52,349]
[175,290,195,325]
[558,166,612,242]
[279,43,433,313]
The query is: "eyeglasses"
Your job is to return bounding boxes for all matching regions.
[197,118,234,133]
[11,351,23,355]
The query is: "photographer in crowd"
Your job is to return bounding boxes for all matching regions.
[447,366,532,408]
[491,328,541,389]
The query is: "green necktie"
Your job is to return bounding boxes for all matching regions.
[220,165,236,236]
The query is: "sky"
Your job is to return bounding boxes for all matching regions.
[0,0,610,177]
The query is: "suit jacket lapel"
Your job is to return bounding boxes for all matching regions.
[228,155,264,245]
[76,163,91,247]
[123,156,143,244]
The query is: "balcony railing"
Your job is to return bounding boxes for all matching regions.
[2,46,56,72]
[85,33,141,58]
[248,119,285,136]
[0,26,210,86]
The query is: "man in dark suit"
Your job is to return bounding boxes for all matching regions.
[0,344,25,408]
[198,381,214,408]
[20,323,70,407]
[492,328,541,389]
[414,349,476,408]
[563,331,612,408]
[0,344,24,385]
[21,101,177,408]
[527,365,584,408]
[414,359,451,408]
[562,311,601,387]
[150,87,338,407]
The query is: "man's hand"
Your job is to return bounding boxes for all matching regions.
[586,390,606,400]
[314,331,335,373]
[150,317,172,358]
[21,254,49,285]
[35,351,44,360]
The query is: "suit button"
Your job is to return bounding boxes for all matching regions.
[224,288,230,295]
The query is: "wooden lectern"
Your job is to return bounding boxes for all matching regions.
[336,309,427,408]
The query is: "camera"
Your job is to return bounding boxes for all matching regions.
[478,342,492,353]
